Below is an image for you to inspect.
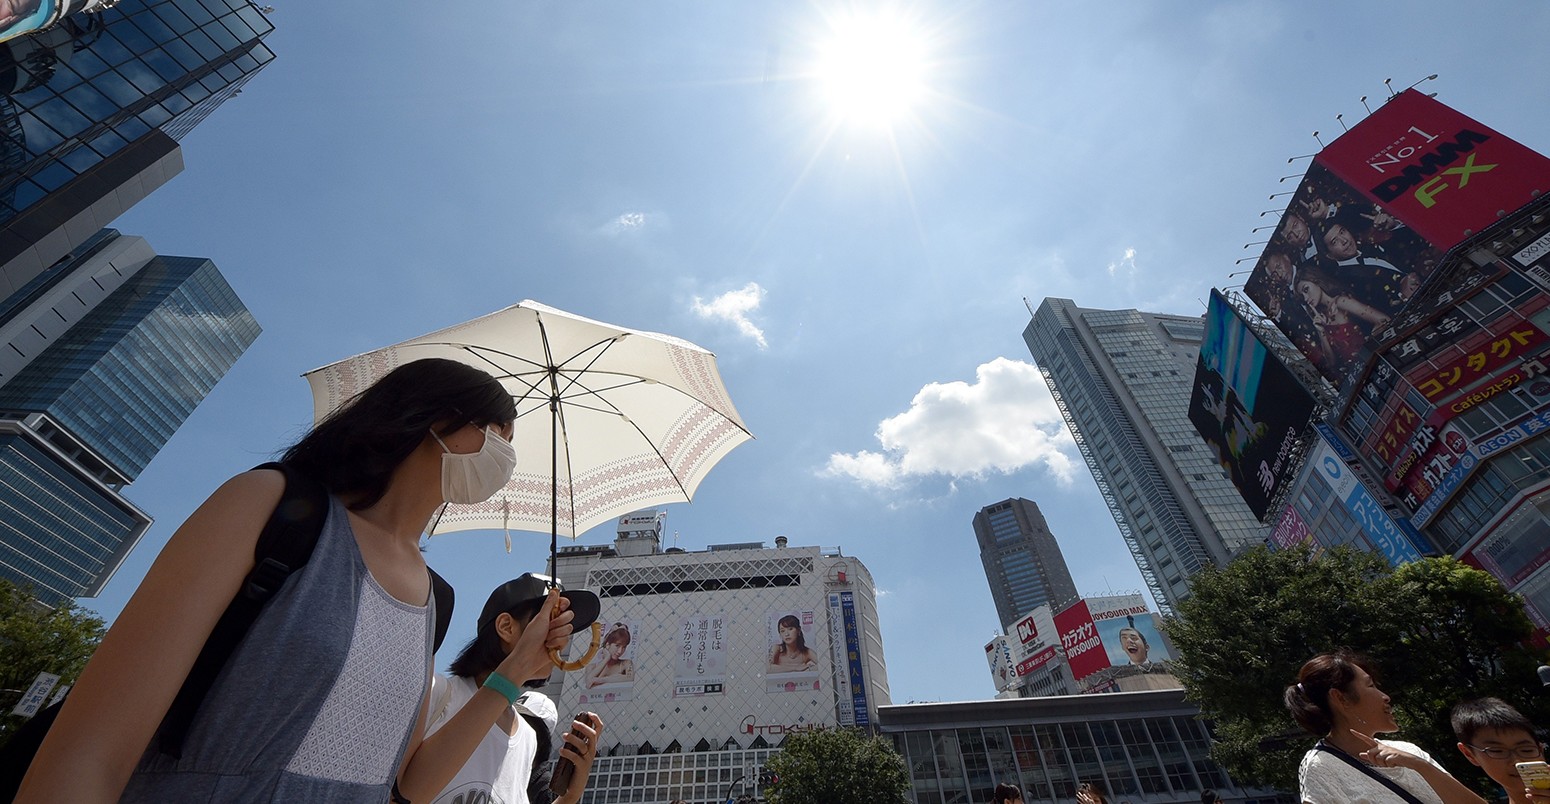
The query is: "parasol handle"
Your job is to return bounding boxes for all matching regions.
[550,621,603,671]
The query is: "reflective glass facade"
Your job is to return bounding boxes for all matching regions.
[0,422,150,607]
[0,0,274,222]
[1025,300,1268,614]
[0,237,259,478]
[974,498,1077,626]
[882,692,1284,804]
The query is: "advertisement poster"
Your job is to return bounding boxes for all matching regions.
[1189,290,1317,519]
[1053,600,1107,682]
[1317,90,1550,252]
[1094,612,1169,670]
[673,614,726,698]
[1270,504,1312,550]
[985,635,1016,691]
[840,591,869,726]
[829,594,853,724]
[765,609,821,693]
[578,619,636,705]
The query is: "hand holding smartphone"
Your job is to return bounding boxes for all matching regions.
[551,711,601,796]
[1519,760,1550,791]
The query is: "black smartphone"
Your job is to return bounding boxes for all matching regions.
[550,711,598,796]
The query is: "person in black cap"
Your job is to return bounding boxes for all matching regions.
[398,573,604,804]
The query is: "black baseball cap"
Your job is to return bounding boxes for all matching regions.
[477,573,600,633]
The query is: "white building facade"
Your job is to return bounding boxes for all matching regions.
[543,525,890,804]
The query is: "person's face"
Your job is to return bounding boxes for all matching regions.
[1296,280,1323,307]
[1323,224,1358,260]
[779,624,798,645]
[607,640,626,661]
[1264,254,1295,286]
[1459,726,1543,793]
[1335,667,1397,735]
[1119,629,1148,664]
[1280,215,1310,247]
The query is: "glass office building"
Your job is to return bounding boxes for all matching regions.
[974,497,1078,627]
[0,231,258,479]
[0,413,152,606]
[0,0,274,222]
[1025,299,1268,614]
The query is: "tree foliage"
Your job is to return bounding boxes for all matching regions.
[0,579,106,748]
[763,728,909,804]
[1163,544,1548,793]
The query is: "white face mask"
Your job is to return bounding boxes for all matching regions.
[431,425,517,504]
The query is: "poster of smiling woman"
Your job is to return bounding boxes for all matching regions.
[765,610,821,693]
[578,619,636,705]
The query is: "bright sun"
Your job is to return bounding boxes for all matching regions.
[813,12,930,130]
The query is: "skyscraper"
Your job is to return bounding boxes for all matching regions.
[0,0,275,286]
[1024,298,1266,613]
[0,229,258,604]
[973,497,1077,626]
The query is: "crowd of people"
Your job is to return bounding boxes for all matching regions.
[1244,165,1444,381]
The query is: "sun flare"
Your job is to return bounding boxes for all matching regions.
[814,12,931,130]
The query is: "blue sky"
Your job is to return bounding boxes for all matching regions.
[90,1,1550,704]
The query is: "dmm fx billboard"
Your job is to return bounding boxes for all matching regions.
[1308,434,1424,566]
[1189,290,1317,520]
[1243,90,1550,384]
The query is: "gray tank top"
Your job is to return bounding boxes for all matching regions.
[120,496,433,803]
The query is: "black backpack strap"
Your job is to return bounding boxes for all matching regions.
[1313,740,1428,804]
[156,461,329,758]
[520,709,555,804]
[429,567,454,654]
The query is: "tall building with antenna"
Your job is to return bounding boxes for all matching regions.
[1023,298,1266,613]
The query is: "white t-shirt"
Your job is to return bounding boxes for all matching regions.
[1298,739,1447,804]
[425,675,558,804]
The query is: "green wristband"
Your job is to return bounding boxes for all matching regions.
[483,671,521,705]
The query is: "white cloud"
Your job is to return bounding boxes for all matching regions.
[823,358,1079,489]
[599,211,648,236]
[691,283,768,349]
[1107,246,1137,279]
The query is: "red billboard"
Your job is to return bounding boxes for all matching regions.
[1244,91,1550,385]
[1317,90,1550,252]
[1054,600,1108,682]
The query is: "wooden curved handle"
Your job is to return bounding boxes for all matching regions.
[549,621,602,671]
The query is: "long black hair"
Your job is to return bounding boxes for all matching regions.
[283,357,515,509]
[449,597,546,680]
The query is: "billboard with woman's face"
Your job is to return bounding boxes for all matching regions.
[579,619,636,705]
[765,610,821,693]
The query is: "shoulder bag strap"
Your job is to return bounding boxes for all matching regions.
[1314,740,1428,804]
[428,567,454,654]
[156,461,329,758]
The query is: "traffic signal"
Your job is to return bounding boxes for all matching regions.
[757,768,778,787]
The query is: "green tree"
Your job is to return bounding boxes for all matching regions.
[763,728,909,804]
[0,579,106,749]
[1164,544,1548,793]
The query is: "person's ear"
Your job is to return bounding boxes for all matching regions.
[495,611,523,643]
[1456,742,1483,768]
